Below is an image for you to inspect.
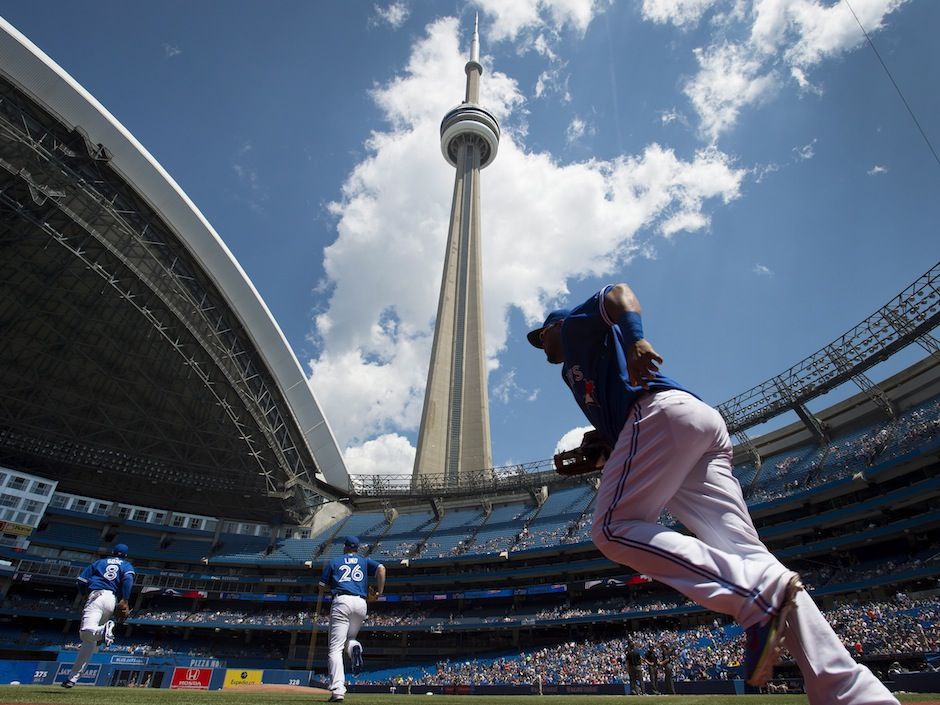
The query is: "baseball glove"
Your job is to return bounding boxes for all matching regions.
[553,430,611,476]
[114,599,130,622]
[367,587,380,603]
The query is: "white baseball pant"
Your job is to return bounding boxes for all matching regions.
[68,589,115,681]
[591,390,898,705]
[327,594,367,696]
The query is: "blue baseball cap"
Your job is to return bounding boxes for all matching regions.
[344,536,360,549]
[527,309,570,349]
[112,543,129,557]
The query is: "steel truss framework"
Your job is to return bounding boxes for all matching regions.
[0,76,323,521]
[351,263,940,498]
[717,262,940,435]
[353,458,559,498]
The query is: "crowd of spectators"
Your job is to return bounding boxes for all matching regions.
[406,595,940,686]
[373,541,417,559]
[532,597,687,621]
[2,593,75,612]
[828,594,940,656]
[10,590,940,684]
[364,396,940,561]
[747,397,940,506]
[800,549,940,590]
[132,605,329,627]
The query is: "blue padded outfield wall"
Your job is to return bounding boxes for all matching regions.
[4,656,940,694]
[11,654,315,690]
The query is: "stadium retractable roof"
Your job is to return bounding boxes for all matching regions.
[0,19,349,522]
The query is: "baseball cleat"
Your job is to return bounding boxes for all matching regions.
[351,642,364,675]
[744,573,803,687]
[327,695,344,702]
[104,619,115,647]
[61,678,76,688]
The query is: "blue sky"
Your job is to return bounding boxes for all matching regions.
[3,0,938,478]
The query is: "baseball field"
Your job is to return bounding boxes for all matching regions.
[1,687,939,705]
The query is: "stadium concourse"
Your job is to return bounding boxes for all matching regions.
[3,10,940,701]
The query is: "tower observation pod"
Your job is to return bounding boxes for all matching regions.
[413,16,499,489]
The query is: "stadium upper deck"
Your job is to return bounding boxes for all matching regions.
[0,19,347,522]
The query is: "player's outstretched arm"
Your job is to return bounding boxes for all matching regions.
[604,283,663,388]
[115,599,130,621]
[602,283,641,321]
[375,564,386,596]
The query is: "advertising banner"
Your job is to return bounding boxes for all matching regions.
[584,574,652,590]
[109,655,148,665]
[261,669,310,686]
[54,663,100,686]
[170,666,212,689]
[223,669,263,688]
[0,521,32,536]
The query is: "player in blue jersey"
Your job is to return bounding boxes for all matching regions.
[529,283,898,704]
[318,536,385,702]
[62,543,134,688]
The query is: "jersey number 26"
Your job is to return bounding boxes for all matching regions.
[338,564,364,583]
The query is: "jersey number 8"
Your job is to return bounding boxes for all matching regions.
[103,564,120,580]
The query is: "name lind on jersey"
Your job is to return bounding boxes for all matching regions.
[344,556,360,565]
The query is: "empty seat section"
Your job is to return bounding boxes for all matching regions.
[32,521,101,550]
[212,534,270,562]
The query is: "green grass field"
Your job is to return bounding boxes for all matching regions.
[0,687,938,705]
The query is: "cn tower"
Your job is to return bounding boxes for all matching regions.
[412,16,500,486]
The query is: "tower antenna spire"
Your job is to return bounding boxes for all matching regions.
[470,13,480,64]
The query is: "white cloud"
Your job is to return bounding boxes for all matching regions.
[308,17,744,461]
[867,164,888,176]
[470,2,597,110]
[753,263,773,276]
[372,2,410,29]
[565,116,593,143]
[659,108,688,126]
[661,0,908,140]
[492,369,538,404]
[750,0,908,68]
[344,433,416,477]
[534,67,571,101]
[554,425,594,455]
[790,66,822,95]
[641,0,721,28]
[163,43,182,58]
[474,0,601,42]
[752,161,780,183]
[533,32,558,61]
[684,42,778,142]
[793,138,816,161]
[232,141,265,211]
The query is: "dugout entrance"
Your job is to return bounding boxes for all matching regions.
[109,668,164,688]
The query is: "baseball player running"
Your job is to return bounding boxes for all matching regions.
[62,543,134,688]
[528,283,898,704]
[318,536,385,702]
